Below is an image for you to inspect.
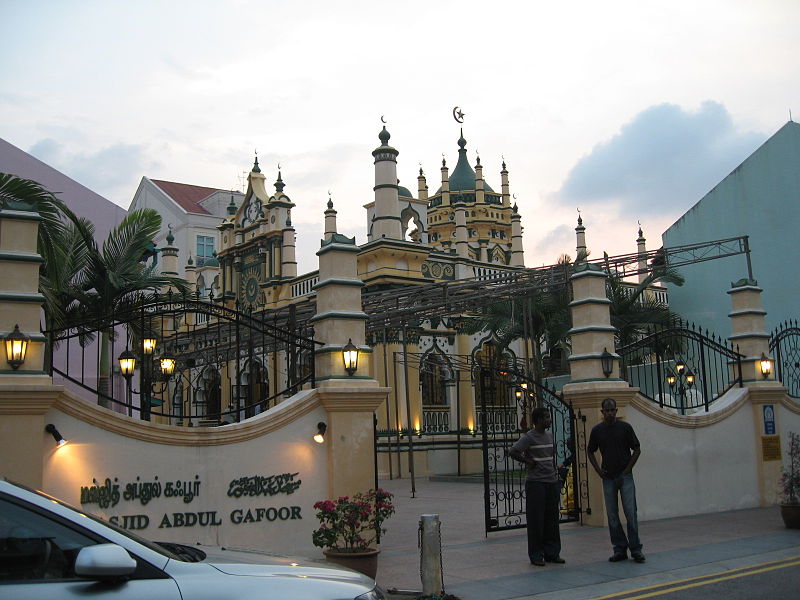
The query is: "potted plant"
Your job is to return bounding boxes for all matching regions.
[779,431,800,529]
[312,488,395,578]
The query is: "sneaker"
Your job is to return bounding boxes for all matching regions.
[531,558,545,566]
[545,556,566,564]
[632,552,646,563]
[609,553,628,562]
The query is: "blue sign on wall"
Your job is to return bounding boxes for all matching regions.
[763,405,776,435]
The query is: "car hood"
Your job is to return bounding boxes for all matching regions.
[194,546,374,586]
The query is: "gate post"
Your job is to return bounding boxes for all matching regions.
[728,279,788,505]
[312,233,389,499]
[0,199,62,489]
[562,262,638,527]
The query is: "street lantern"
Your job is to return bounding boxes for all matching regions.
[118,349,136,379]
[160,356,176,376]
[342,339,359,376]
[142,336,157,355]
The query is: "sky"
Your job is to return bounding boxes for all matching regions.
[2,0,798,274]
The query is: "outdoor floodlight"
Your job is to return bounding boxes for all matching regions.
[5,324,29,370]
[760,353,773,379]
[342,339,359,376]
[600,348,614,378]
[313,422,327,444]
[118,349,136,379]
[45,424,68,447]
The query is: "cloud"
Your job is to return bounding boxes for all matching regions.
[27,138,154,205]
[554,102,764,217]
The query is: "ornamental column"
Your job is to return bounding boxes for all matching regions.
[312,232,389,498]
[0,199,62,489]
[728,278,788,505]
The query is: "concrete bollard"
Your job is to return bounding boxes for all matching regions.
[419,514,443,595]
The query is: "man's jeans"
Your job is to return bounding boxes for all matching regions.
[602,473,642,555]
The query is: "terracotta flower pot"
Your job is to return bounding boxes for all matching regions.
[780,504,800,529]
[322,548,380,579]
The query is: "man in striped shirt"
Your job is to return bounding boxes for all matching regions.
[509,407,564,566]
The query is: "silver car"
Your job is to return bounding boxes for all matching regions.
[0,479,384,599]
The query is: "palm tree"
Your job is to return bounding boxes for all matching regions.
[68,208,190,407]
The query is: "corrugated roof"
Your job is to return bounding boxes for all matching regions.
[151,179,222,214]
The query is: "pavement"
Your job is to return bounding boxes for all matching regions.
[374,477,800,600]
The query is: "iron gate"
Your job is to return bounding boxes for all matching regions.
[477,360,582,533]
[770,320,800,399]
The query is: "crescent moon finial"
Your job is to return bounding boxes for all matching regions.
[512,194,517,200]
[577,207,581,215]
[254,148,257,156]
[277,162,281,171]
[380,115,386,124]
[453,106,465,123]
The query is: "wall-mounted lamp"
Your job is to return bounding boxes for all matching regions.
[5,324,29,370]
[313,422,327,444]
[759,353,773,379]
[45,424,68,447]
[600,348,614,378]
[118,349,137,379]
[342,339,359,376]
[142,336,157,355]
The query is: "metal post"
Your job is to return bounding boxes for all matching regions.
[383,326,393,480]
[402,322,416,498]
[419,514,443,596]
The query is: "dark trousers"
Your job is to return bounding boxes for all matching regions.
[525,480,561,561]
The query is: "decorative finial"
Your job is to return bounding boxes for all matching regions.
[166,223,174,246]
[381,115,387,124]
[327,190,333,209]
[458,128,466,150]
[187,254,194,266]
[227,193,236,215]
[274,171,285,193]
[252,153,261,173]
[452,106,465,123]
[577,207,583,226]
[513,203,518,213]
[442,153,446,167]
[502,155,507,170]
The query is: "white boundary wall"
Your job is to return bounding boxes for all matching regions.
[41,389,330,556]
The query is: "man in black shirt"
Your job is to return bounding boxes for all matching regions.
[587,397,645,563]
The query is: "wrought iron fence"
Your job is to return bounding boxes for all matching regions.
[617,321,743,413]
[46,292,320,424]
[770,319,800,399]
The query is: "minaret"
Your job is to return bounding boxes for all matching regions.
[161,226,179,284]
[575,213,587,262]
[417,167,428,202]
[501,159,510,208]
[455,196,469,258]
[185,254,197,289]
[281,216,297,278]
[440,157,450,207]
[371,126,402,240]
[475,155,485,204]
[324,195,337,242]
[511,203,525,267]
[636,223,647,283]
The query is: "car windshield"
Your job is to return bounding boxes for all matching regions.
[12,480,184,561]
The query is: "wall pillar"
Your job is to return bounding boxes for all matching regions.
[728,278,788,505]
[562,262,638,526]
[311,233,389,498]
[0,201,62,488]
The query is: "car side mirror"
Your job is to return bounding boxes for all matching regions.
[75,544,137,579]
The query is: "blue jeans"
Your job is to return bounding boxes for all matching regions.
[602,473,642,555]
[525,480,561,561]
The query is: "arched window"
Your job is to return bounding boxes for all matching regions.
[421,352,451,406]
[242,359,268,418]
[196,367,221,421]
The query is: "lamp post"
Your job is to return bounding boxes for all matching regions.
[759,353,773,379]
[118,346,174,422]
[667,361,695,414]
